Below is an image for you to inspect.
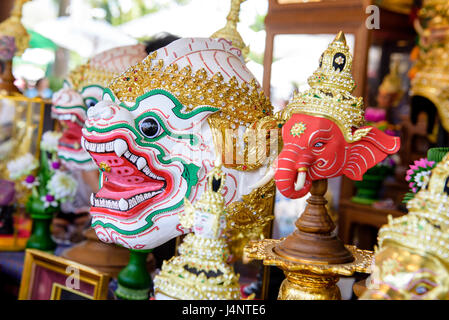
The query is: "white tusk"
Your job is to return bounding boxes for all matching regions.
[249,166,275,190]
[294,171,306,191]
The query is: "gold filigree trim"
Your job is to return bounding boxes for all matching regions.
[69,63,117,91]
[226,180,275,259]
[244,239,373,275]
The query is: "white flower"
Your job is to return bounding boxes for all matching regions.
[41,195,58,208]
[414,170,431,187]
[6,153,38,180]
[47,171,78,201]
[22,175,40,189]
[40,131,62,153]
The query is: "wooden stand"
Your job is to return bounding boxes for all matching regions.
[61,228,131,278]
[274,179,354,264]
[244,179,373,300]
[0,60,19,94]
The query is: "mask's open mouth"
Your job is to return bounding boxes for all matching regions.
[52,110,85,151]
[82,135,170,218]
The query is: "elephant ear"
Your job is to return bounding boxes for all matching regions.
[343,126,400,181]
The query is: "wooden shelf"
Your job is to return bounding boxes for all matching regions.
[338,198,406,246]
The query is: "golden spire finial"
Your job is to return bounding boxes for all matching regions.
[211,0,249,59]
[281,31,367,143]
[334,30,347,44]
[0,0,31,56]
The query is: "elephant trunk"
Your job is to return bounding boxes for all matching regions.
[274,147,312,199]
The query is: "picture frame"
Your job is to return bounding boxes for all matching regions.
[18,249,110,300]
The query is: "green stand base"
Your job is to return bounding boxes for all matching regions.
[351,173,387,206]
[115,249,153,300]
[115,283,151,300]
[26,216,56,253]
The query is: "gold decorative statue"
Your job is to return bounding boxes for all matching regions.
[211,0,249,59]
[361,152,449,300]
[0,0,31,57]
[410,0,449,131]
[153,163,241,300]
[377,60,403,109]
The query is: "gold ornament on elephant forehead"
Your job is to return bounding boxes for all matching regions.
[280,31,369,143]
[290,122,307,137]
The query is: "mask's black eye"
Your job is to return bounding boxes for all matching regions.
[314,142,324,148]
[84,98,97,108]
[139,116,162,139]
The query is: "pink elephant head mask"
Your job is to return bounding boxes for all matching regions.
[275,114,400,198]
[270,32,400,198]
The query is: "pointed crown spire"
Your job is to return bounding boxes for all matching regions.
[210,0,249,58]
[281,31,367,143]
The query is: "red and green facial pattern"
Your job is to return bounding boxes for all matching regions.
[274,114,400,198]
[51,86,97,171]
[82,88,223,249]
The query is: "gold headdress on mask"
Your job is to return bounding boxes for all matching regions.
[410,0,449,131]
[153,165,242,300]
[68,63,116,91]
[109,8,272,172]
[280,31,368,143]
[0,0,31,57]
[379,60,403,95]
[378,152,449,262]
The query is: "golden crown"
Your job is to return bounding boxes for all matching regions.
[378,153,449,262]
[109,51,272,125]
[69,62,117,91]
[419,0,449,27]
[180,165,227,237]
[154,165,241,300]
[281,31,366,143]
[379,61,403,94]
[410,0,449,131]
[153,233,241,300]
[210,0,249,59]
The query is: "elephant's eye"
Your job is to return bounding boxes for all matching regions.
[139,116,163,139]
[314,142,324,148]
[84,98,98,108]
